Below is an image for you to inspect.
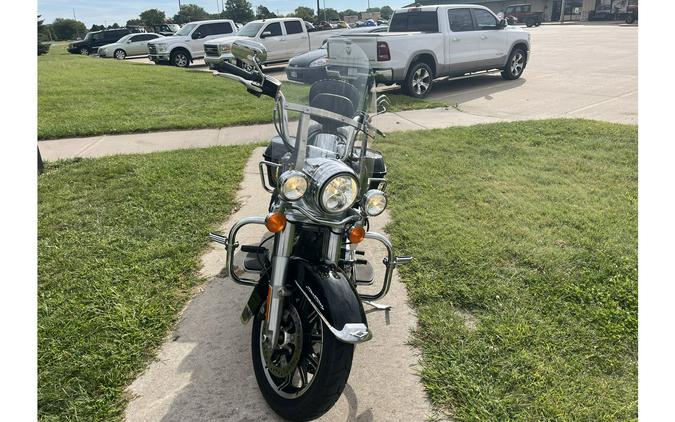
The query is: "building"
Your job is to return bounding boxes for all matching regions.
[402,0,633,22]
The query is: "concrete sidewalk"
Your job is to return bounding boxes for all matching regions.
[38,107,509,161]
[125,149,442,421]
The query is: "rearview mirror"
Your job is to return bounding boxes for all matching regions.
[231,39,268,66]
[260,31,272,38]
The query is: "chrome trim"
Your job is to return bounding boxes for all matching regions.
[358,231,412,301]
[326,232,341,264]
[285,205,361,228]
[224,216,267,286]
[258,160,281,193]
[267,223,295,345]
[294,280,372,344]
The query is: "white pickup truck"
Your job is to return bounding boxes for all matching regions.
[348,5,531,98]
[147,19,237,67]
[204,17,348,70]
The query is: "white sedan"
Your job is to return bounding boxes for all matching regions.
[98,33,164,60]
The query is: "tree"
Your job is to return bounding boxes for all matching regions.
[321,8,339,21]
[38,16,50,55]
[111,23,120,28]
[380,6,394,19]
[223,0,255,23]
[90,24,105,31]
[340,9,358,18]
[293,6,315,21]
[256,5,277,19]
[51,18,87,40]
[172,4,209,25]
[126,18,143,27]
[140,9,166,26]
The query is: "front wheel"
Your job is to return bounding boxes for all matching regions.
[625,14,635,24]
[80,47,89,56]
[251,292,354,421]
[114,49,126,60]
[171,50,190,67]
[502,48,527,80]
[525,18,535,27]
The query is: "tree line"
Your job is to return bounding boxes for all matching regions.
[39,3,395,41]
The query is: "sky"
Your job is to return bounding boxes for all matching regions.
[38,0,406,27]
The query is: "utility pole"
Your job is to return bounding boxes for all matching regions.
[323,0,326,21]
[72,8,76,20]
[559,0,565,23]
[316,0,320,22]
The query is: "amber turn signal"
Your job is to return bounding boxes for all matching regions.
[348,225,366,244]
[265,212,287,233]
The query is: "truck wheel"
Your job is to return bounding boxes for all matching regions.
[525,18,535,27]
[625,14,635,24]
[535,19,542,26]
[114,49,126,60]
[404,62,433,98]
[80,47,89,56]
[171,50,190,68]
[501,48,526,80]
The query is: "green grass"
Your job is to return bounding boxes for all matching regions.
[377,119,637,421]
[38,145,255,420]
[38,46,442,139]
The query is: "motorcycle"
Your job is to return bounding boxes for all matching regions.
[208,37,411,421]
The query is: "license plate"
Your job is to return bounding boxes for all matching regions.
[290,71,297,78]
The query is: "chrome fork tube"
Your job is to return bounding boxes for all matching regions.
[267,222,295,346]
[325,232,342,264]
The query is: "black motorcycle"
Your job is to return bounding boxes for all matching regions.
[209,37,410,421]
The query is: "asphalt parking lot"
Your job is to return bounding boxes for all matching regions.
[125,23,636,125]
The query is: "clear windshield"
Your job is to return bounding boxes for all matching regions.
[168,24,180,31]
[175,23,197,36]
[237,22,264,37]
[276,37,372,162]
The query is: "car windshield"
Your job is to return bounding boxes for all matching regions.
[175,23,197,36]
[83,32,93,40]
[237,22,264,37]
[168,24,180,31]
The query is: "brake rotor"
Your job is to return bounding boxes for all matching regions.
[262,305,304,378]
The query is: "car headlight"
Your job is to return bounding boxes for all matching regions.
[363,190,387,216]
[309,57,328,67]
[156,44,167,52]
[320,174,359,213]
[219,44,231,54]
[279,171,308,201]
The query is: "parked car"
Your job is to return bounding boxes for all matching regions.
[98,33,164,59]
[67,28,131,55]
[152,24,181,36]
[346,5,530,98]
[204,17,348,71]
[147,19,237,67]
[625,2,638,23]
[503,4,543,27]
[286,26,389,84]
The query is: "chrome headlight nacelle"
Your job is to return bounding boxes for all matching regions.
[320,174,359,213]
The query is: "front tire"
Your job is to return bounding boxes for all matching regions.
[252,292,354,421]
[626,14,635,24]
[404,61,433,98]
[525,18,535,27]
[501,48,527,80]
[80,47,89,56]
[114,49,126,60]
[171,50,190,67]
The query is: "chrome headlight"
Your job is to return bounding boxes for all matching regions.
[279,171,308,201]
[320,174,359,213]
[363,190,387,216]
[156,43,167,52]
[309,57,328,67]
[219,43,231,54]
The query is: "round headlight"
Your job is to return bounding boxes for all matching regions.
[364,190,387,216]
[279,171,308,201]
[320,174,359,213]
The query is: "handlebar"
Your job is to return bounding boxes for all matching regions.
[213,60,281,99]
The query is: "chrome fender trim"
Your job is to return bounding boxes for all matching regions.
[294,280,372,344]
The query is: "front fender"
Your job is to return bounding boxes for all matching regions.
[290,260,371,344]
